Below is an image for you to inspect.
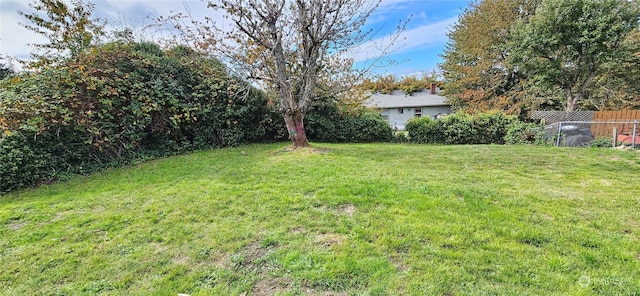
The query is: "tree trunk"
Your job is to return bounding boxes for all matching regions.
[282,109,310,148]
[566,97,577,112]
[565,88,580,112]
[566,71,596,112]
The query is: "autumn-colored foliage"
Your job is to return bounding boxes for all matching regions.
[441,0,543,116]
[18,0,105,69]
[359,73,441,95]
[442,0,640,115]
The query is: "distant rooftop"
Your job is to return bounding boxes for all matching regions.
[364,89,449,109]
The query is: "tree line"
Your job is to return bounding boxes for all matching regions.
[441,0,640,116]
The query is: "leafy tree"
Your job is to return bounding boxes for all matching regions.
[191,0,400,148]
[440,0,542,116]
[584,30,640,110]
[510,0,640,111]
[18,0,105,68]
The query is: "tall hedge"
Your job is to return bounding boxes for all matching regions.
[0,41,284,193]
[305,98,392,143]
[406,112,517,145]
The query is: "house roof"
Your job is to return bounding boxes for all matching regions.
[364,89,449,109]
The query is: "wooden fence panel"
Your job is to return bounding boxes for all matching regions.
[591,110,640,138]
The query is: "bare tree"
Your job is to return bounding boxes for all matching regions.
[216,0,395,147]
[160,0,404,148]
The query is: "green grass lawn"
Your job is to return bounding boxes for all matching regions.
[1,143,639,295]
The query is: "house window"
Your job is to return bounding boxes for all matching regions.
[398,108,404,114]
[414,107,422,118]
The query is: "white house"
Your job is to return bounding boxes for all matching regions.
[365,85,451,130]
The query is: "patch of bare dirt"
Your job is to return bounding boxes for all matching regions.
[388,254,408,273]
[540,213,555,221]
[315,233,347,248]
[50,213,66,223]
[7,220,27,230]
[173,256,189,265]
[196,252,231,270]
[275,146,331,155]
[301,288,348,296]
[238,242,270,267]
[335,204,355,217]
[229,240,294,295]
[251,277,292,296]
[290,226,306,234]
[230,240,280,274]
[310,147,331,154]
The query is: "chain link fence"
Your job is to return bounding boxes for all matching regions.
[545,121,639,148]
[531,111,639,148]
[531,111,595,123]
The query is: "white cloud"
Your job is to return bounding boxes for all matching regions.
[346,16,457,63]
[94,0,212,21]
[0,0,217,67]
[0,0,464,75]
[0,1,45,62]
[378,0,413,10]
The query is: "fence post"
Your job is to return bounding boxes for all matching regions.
[613,127,618,147]
[633,120,638,148]
[556,122,563,147]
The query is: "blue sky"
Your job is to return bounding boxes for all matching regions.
[0,0,471,76]
[357,0,471,76]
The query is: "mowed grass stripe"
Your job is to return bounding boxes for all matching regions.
[1,143,639,295]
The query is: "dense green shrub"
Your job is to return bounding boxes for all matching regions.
[440,113,478,144]
[345,112,393,142]
[473,112,518,144]
[2,42,283,154]
[504,121,550,145]
[0,129,100,193]
[0,41,285,193]
[305,99,392,143]
[0,133,53,193]
[406,116,443,144]
[407,112,519,145]
[589,137,614,148]
[304,99,341,142]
